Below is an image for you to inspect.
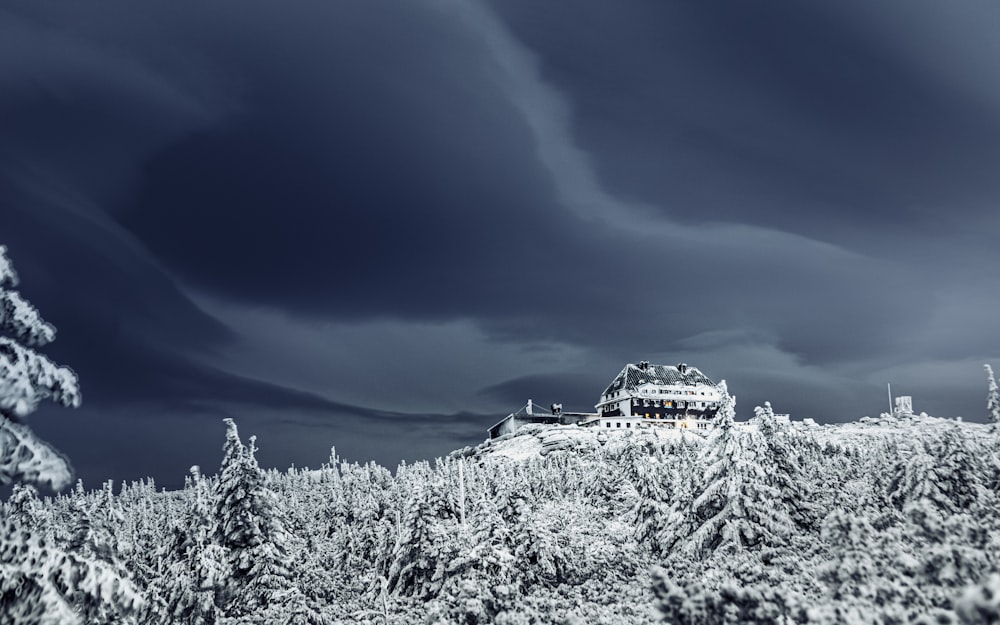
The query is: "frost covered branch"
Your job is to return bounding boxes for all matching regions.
[0,245,80,490]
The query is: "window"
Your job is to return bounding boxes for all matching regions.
[606,422,611,428]
[616,423,621,428]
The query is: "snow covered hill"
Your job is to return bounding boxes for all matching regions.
[460,411,990,464]
[2,411,1000,624]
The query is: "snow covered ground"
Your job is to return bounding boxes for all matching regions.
[3,407,1000,623]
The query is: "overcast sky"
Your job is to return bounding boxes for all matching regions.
[3,0,1000,489]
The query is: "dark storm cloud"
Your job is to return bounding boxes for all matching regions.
[6,0,977,366]
[0,6,225,207]
[2,0,552,485]
[486,0,1000,247]
[105,6,590,321]
[1,0,999,487]
[0,175,389,420]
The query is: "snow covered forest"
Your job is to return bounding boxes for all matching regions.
[3,245,1000,624]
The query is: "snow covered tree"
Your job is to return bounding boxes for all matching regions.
[814,508,929,623]
[901,499,995,610]
[5,483,44,530]
[588,453,637,517]
[0,517,145,625]
[887,429,985,515]
[755,402,819,531]
[653,567,808,625]
[684,384,792,559]
[985,365,1000,430]
[929,426,988,513]
[0,246,142,624]
[0,245,81,491]
[956,574,1000,624]
[631,453,673,555]
[212,419,294,620]
[156,467,226,625]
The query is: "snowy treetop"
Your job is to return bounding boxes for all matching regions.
[0,245,80,492]
[0,245,19,288]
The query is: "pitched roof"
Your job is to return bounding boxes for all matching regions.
[602,362,716,396]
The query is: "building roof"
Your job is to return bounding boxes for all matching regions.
[602,362,716,396]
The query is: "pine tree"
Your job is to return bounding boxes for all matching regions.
[383,462,460,598]
[0,245,81,491]
[901,499,994,609]
[156,467,225,625]
[0,517,145,625]
[755,402,818,531]
[213,419,293,618]
[985,365,1000,431]
[631,454,672,555]
[685,384,792,558]
[929,426,987,513]
[815,508,929,623]
[887,433,982,515]
[653,566,808,625]
[956,574,1000,624]
[0,246,141,624]
[6,483,44,529]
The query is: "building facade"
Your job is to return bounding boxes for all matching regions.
[595,361,722,431]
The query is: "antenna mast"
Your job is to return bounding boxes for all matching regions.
[887,383,893,414]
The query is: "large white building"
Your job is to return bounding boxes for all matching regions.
[595,361,723,431]
[486,360,726,439]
